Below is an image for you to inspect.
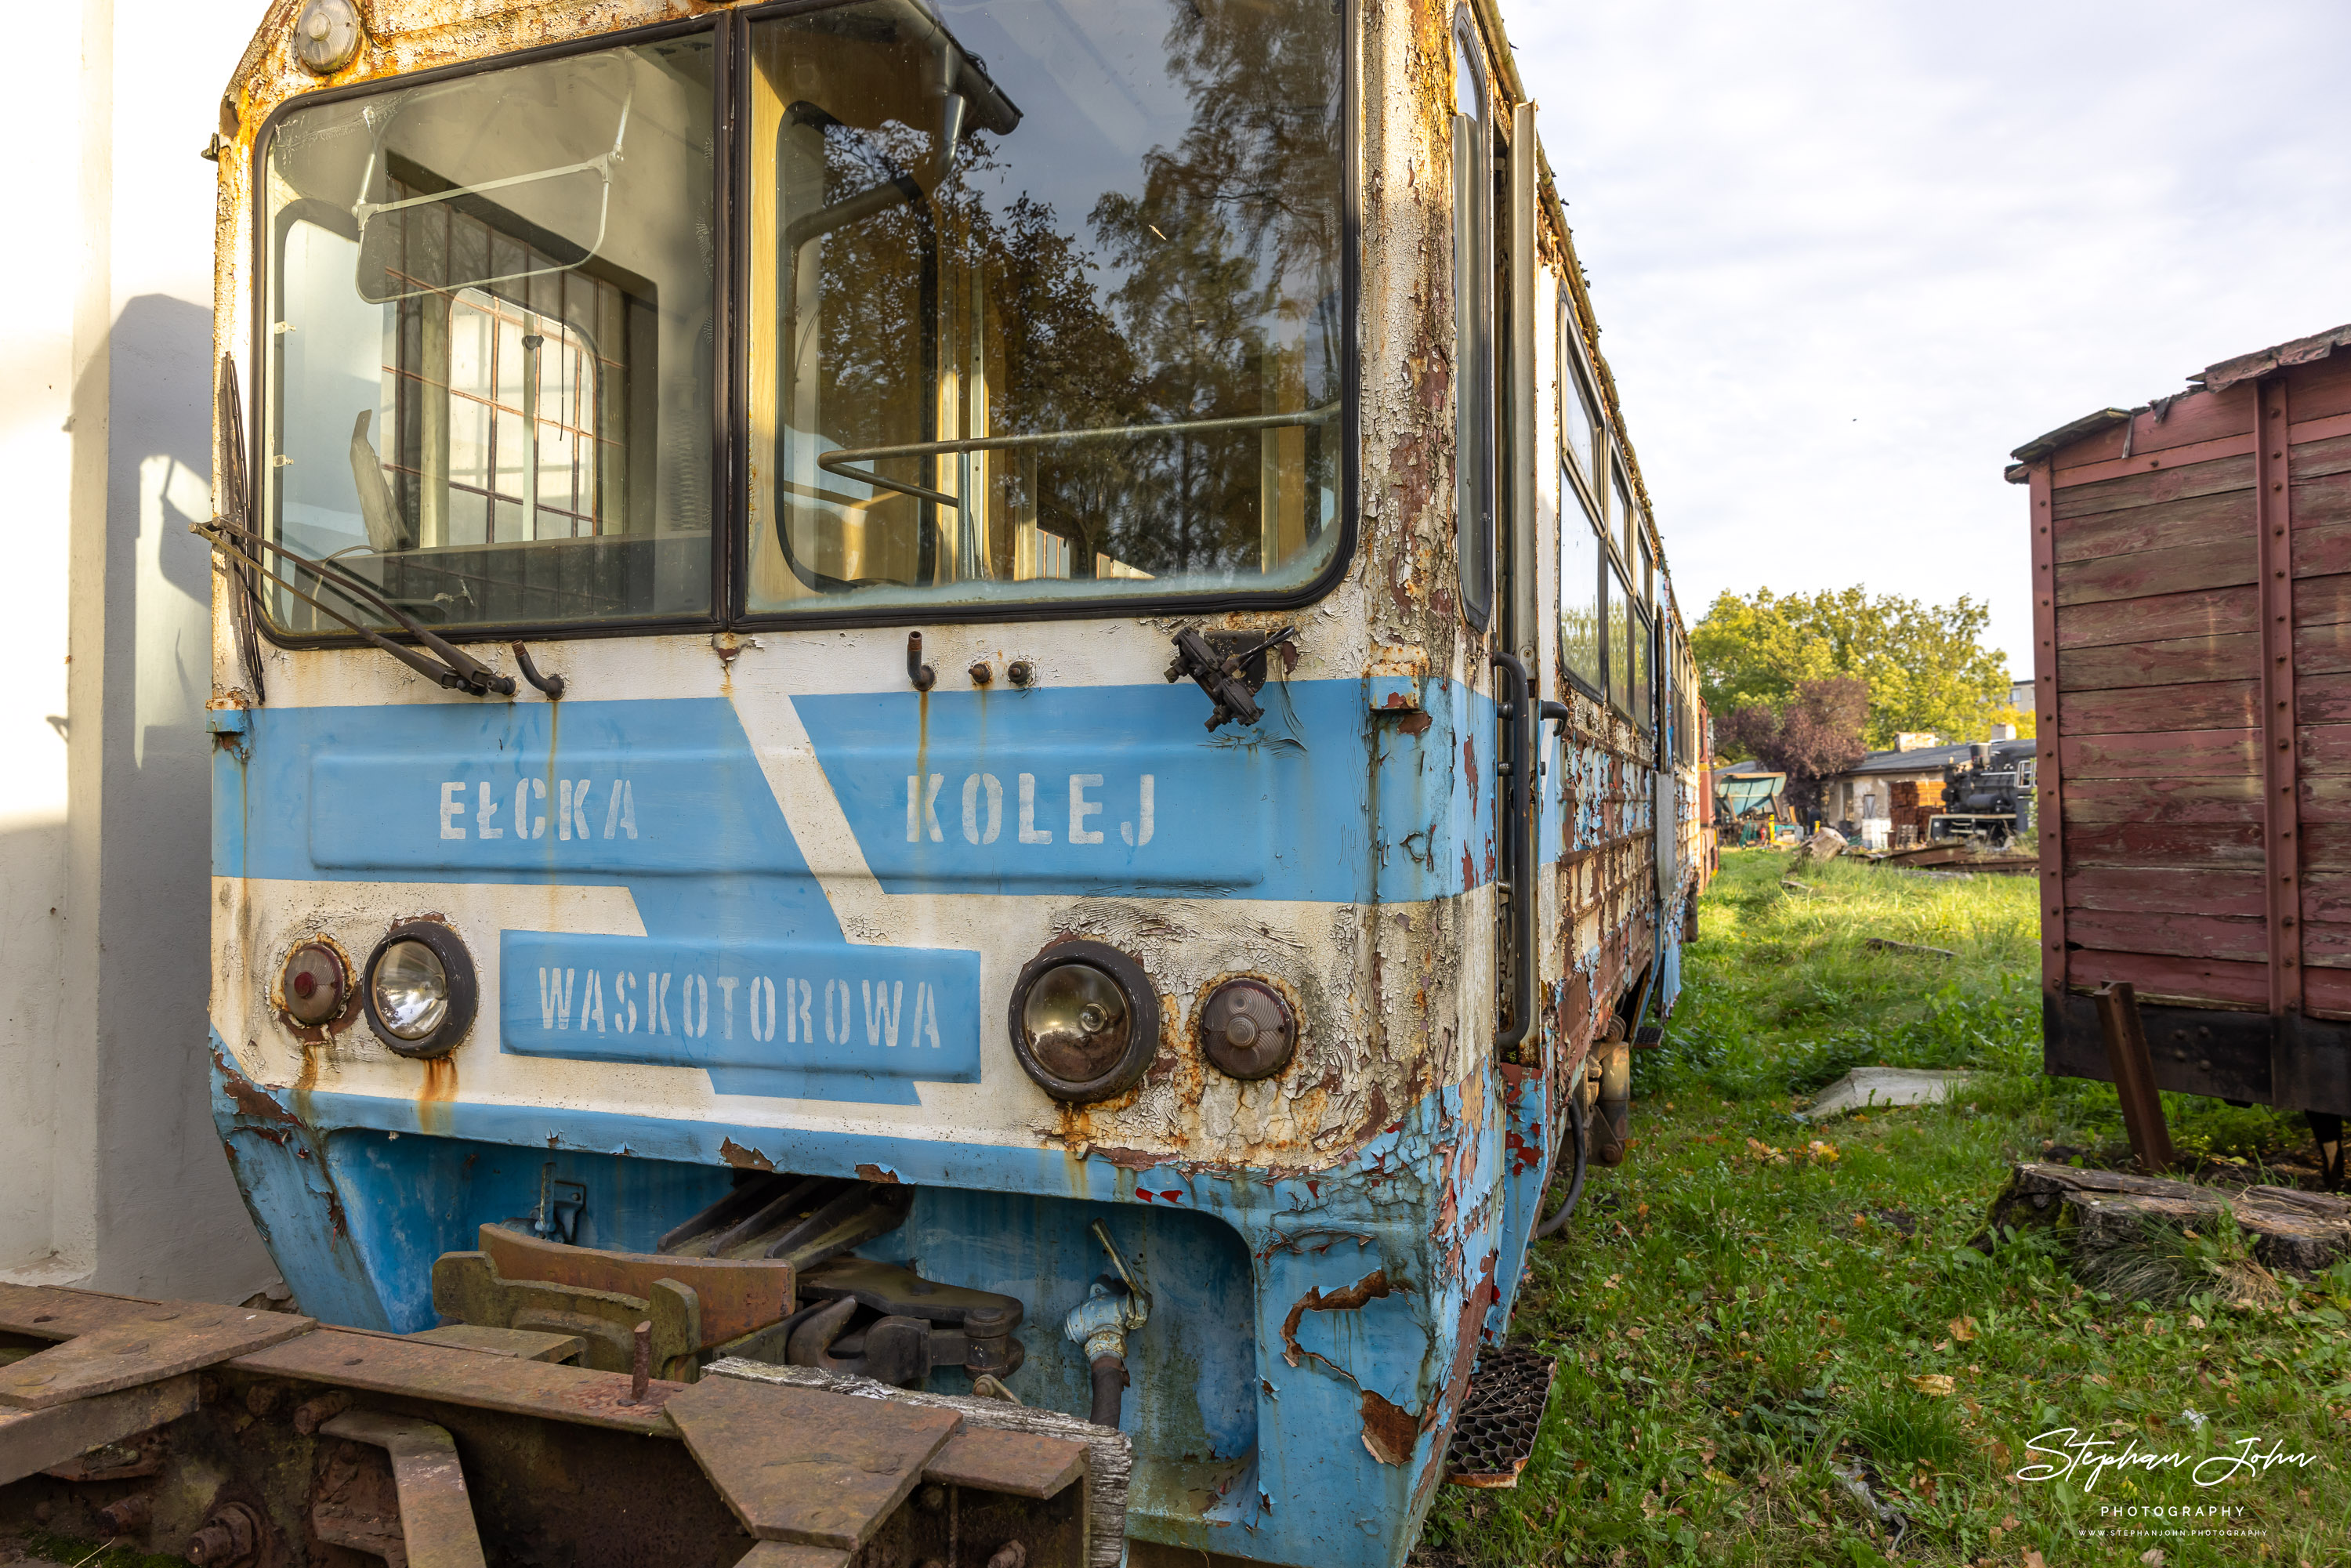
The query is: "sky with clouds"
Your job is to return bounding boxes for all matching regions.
[1507,2,2351,675]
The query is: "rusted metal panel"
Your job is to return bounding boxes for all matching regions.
[473,1222,794,1345]
[0,1375,200,1488]
[232,1323,686,1434]
[318,1409,490,1568]
[666,1374,961,1550]
[0,1287,311,1410]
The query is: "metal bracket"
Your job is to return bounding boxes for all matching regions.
[1165,625,1295,730]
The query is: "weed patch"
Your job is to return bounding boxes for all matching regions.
[1418,849,2346,1567]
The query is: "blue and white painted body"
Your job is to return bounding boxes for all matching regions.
[203,2,1712,1563]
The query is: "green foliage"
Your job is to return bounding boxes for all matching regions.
[1693,586,2015,752]
[1418,850,2345,1568]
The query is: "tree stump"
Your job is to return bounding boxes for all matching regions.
[1983,1162,2351,1277]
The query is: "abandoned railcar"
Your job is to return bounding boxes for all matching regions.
[2013,321,2351,1184]
[187,0,1709,1561]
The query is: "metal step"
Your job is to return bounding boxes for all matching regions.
[1442,1342,1557,1488]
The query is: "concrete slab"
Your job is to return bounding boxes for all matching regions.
[1802,1067,1972,1121]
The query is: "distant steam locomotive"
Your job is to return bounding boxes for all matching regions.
[1930,740,2037,849]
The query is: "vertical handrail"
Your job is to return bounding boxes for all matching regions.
[1492,652,1535,1052]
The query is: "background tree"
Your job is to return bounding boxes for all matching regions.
[1716,677,1871,826]
[1691,586,2021,748]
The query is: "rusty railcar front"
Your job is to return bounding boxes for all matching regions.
[202,0,1698,1561]
[2014,323,2351,1184]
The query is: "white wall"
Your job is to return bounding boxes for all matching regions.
[0,0,277,1300]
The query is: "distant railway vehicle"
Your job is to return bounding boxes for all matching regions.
[14,0,1715,1561]
[2015,321,2351,1186]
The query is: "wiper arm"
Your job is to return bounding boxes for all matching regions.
[199,509,516,697]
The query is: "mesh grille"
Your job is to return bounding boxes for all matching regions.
[1443,1342,1557,1488]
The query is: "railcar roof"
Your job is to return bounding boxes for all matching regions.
[2006,319,2351,474]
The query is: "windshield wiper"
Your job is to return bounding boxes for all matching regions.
[201,369,516,698]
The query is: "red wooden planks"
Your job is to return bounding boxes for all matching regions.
[2070,866,2264,919]
[2066,947,2269,1009]
[2063,681,2256,734]
[2057,634,2256,692]
[2057,586,2256,650]
[2294,573,2351,628]
[2291,430,2351,483]
[2287,356,2351,426]
[2049,383,2256,471]
[2065,909,2269,964]
[2298,922,2351,970]
[2303,966,2351,1018]
[2061,776,2259,826]
[2296,620,2351,675]
[2302,777,2351,823]
[2054,540,2253,608]
[2296,822,2351,869]
[2063,821,2264,867]
[2302,871,2351,924]
[2059,729,2259,777]
[2292,523,2351,579]
[2052,453,2254,520]
[2055,487,2254,563]
[2291,467,2351,532]
[2298,723,2351,773]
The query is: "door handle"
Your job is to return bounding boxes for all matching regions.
[1491,652,1536,1053]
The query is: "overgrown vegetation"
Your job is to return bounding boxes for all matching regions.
[1419,850,2348,1567]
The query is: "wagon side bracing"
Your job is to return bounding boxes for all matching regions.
[0,1,1707,1563]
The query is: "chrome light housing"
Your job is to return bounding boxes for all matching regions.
[362,919,476,1059]
[1008,940,1160,1103]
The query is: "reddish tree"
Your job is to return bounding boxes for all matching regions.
[1717,678,1870,826]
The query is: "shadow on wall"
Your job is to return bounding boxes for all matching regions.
[60,292,276,1302]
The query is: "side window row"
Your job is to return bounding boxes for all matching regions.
[1556,287,1654,733]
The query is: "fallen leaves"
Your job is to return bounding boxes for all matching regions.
[1907,1373,1956,1396]
[1950,1316,1977,1342]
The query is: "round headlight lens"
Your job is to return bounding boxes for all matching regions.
[1007,940,1160,1103]
[1022,961,1131,1084]
[372,938,451,1040]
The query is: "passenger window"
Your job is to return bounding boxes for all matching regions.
[1559,491,1602,697]
[1612,462,1635,564]
[740,0,1346,615]
[1449,24,1493,628]
[1559,302,1599,490]
[1631,605,1652,730]
[260,35,716,632]
[1607,562,1632,715]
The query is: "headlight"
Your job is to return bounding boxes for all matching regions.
[277,939,352,1030]
[1008,940,1160,1103]
[362,920,477,1058]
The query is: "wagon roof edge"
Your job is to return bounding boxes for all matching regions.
[2007,319,2351,474]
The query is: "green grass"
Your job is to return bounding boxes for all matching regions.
[1418,849,2350,1568]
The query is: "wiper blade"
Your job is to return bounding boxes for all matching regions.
[214,357,269,704]
[198,502,516,698]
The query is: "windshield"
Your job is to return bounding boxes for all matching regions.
[258,34,715,633]
[742,0,1346,613]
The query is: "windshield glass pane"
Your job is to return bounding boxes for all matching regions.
[744,0,1346,614]
[259,34,715,632]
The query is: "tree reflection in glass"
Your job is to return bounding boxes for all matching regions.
[745,0,1346,613]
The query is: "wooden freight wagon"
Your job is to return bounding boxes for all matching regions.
[2011,322,2351,1182]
